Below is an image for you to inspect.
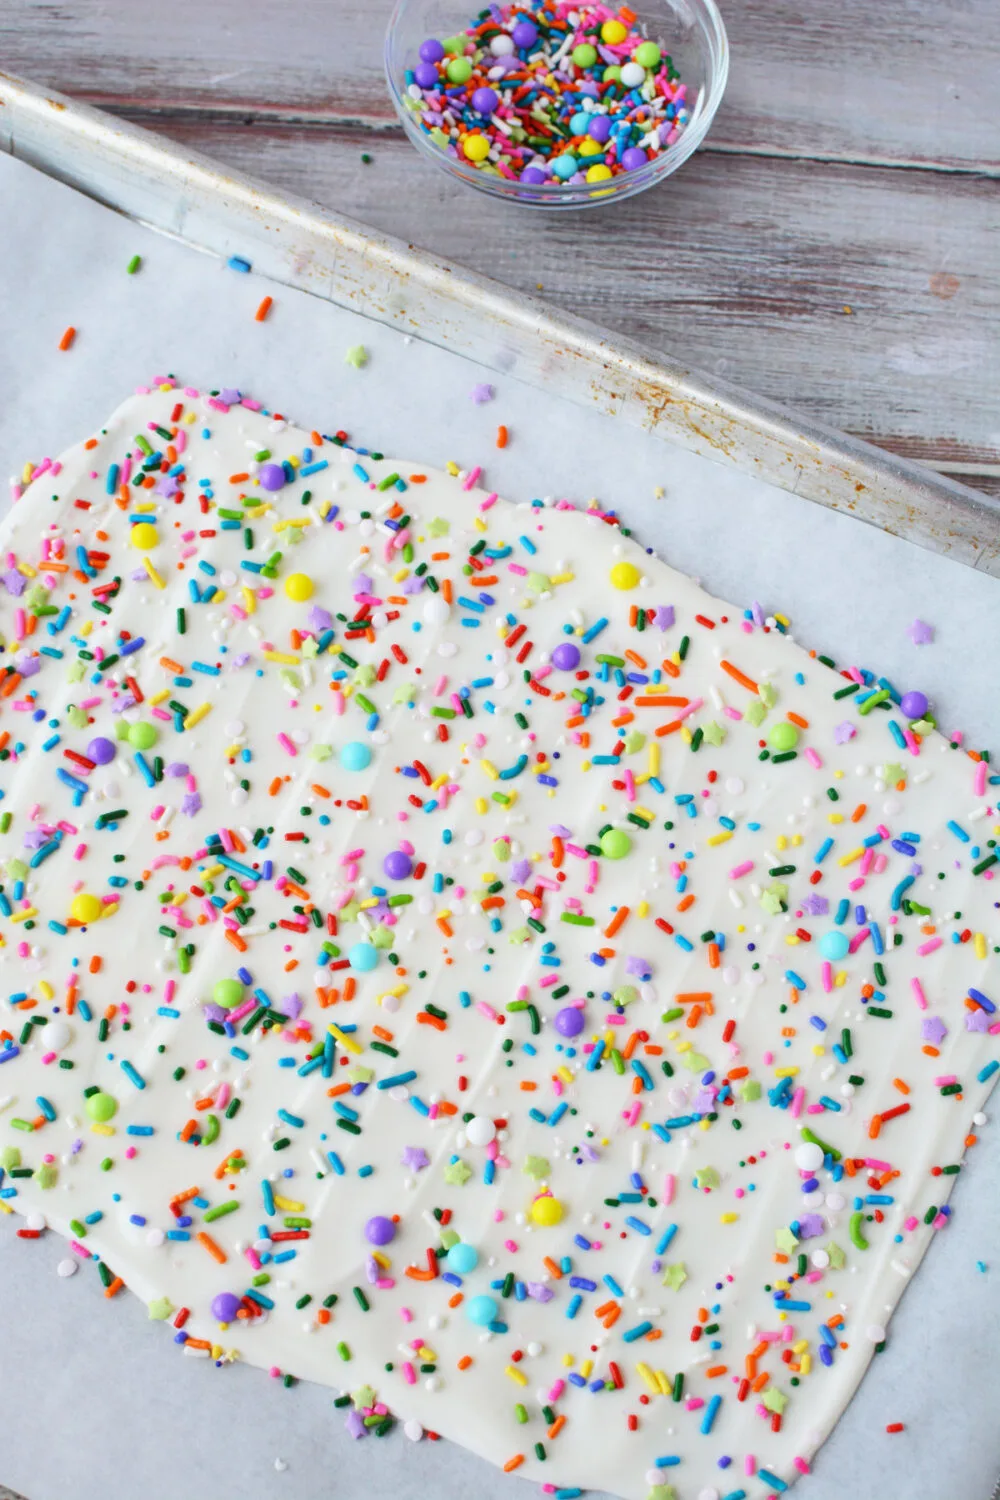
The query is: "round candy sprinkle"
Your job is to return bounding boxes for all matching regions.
[383,849,413,880]
[819,930,850,961]
[446,1242,479,1274]
[365,1215,397,1246]
[901,689,929,719]
[257,462,286,491]
[87,736,116,765]
[211,1291,242,1322]
[466,1294,498,1326]
[554,1006,585,1038]
[340,741,371,772]
[130,522,158,550]
[530,1195,564,1227]
[70,893,102,924]
[609,560,640,590]
[284,572,314,602]
[85,1091,117,1123]
[599,827,631,859]
[213,978,244,1009]
[128,721,158,750]
[401,2,688,187]
[465,1115,497,1146]
[349,942,379,972]
[550,641,580,671]
[768,721,799,752]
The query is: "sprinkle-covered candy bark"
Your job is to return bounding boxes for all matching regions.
[1,384,998,1500]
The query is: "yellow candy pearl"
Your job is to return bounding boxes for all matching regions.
[601,18,628,43]
[609,560,640,590]
[71,893,102,924]
[530,1196,564,1227]
[284,573,314,602]
[463,134,490,162]
[586,164,613,183]
[131,522,159,550]
[578,137,603,158]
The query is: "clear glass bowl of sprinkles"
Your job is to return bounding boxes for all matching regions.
[385,0,728,208]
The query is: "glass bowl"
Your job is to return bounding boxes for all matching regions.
[384,0,729,209]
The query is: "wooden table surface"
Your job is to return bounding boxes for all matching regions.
[3,0,1000,497]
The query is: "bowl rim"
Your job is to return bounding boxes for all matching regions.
[383,0,730,205]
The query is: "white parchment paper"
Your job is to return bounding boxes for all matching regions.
[0,148,997,1500]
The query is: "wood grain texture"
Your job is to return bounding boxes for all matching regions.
[1,0,998,491]
[125,116,1000,476]
[3,0,999,169]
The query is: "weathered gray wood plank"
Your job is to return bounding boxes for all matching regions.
[2,0,998,170]
[127,116,1000,479]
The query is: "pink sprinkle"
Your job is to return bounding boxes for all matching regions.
[547,1380,566,1402]
[975,759,987,797]
[70,1240,91,1258]
[402,1362,417,1385]
[72,844,87,861]
[933,1075,958,1087]
[399,1307,414,1322]
[918,937,943,956]
[508,562,528,576]
[790,1087,805,1118]
[793,1457,811,1475]
[904,1215,919,1231]
[462,466,482,491]
[663,1173,675,1205]
[804,746,822,768]
[821,960,833,993]
[848,927,871,954]
[41,1051,56,1065]
[277,732,297,756]
[744,1456,757,1477]
[479,492,498,512]
[729,860,754,880]
[476,1002,498,1021]
[911,977,928,1010]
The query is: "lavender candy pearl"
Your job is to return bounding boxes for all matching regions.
[383,849,413,880]
[900,690,929,719]
[550,642,581,671]
[87,736,116,765]
[211,1291,242,1322]
[621,146,648,170]
[257,462,287,492]
[471,86,499,115]
[554,1006,585,1038]
[419,38,445,63]
[521,166,548,184]
[414,61,440,88]
[588,115,612,144]
[511,19,538,48]
[365,1214,397,1246]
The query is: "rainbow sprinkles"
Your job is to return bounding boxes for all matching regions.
[0,381,998,1500]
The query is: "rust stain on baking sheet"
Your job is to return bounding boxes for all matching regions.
[929,272,961,300]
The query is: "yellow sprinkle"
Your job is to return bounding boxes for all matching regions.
[775,834,788,850]
[580,1360,593,1379]
[720,1212,739,1223]
[562,1353,574,1368]
[835,970,847,987]
[791,833,803,846]
[183,411,197,424]
[774,1066,799,1078]
[474,516,487,532]
[707,830,733,846]
[505,1365,528,1387]
[392,568,409,583]
[79,619,92,638]
[634,804,655,822]
[372,1250,391,1269]
[183,703,212,730]
[680,725,692,745]
[828,812,844,824]
[144,557,166,589]
[800,1354,812,1374]
[655,1369,671,1395]
[786,934,800,946]
[223,744,243,759]
[446,460,460,477]
[837,847,864,866]
[581,760,592,772]
[21,462,34,485]
[38,981,54,1001]
[9,908,37,923]
[359,897,381,909]
[636,1362,660,1394]
[548,572,574,585]
[556,1066,574,1086]
[90,1122,115,1136]
[204,864,225,879]
[792,1339,809,1354]
[474,797,488,815]
[430,773,449,791]
[0,1199,11,1214]
[263,651,300,665]
[975,932,987,959]
[241,587,257,615]
[328,1024,361,1055]
[674,1039,692,1054]
[273,1195,305,1212]
[148,689,171,706]
[774,613,791,627]
[637,901,649,918]
[272,516,312,531]
[480,760,499,781]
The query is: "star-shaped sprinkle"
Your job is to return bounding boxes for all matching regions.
[882,762,905,786]
[401,1145,429,1171]
[661,1262,688,1291]
[523,1154,550,1180]
[908,618,934,645]
[352,1385,377,1411]
[148,1296,174,1321]
[470,382,494,404]
[763,1386,788,1415]
[702,720,727,747]
[443,1157,472,1186]
[345,344,368,369]
[921,1016,948,1046]
[425,516,450,537]
[694,1165,720,1191]
[833,720,856,744]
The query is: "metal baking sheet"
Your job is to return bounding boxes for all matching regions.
[0,76,999,1500]
[2,68,999,575]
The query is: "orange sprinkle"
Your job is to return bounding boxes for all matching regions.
[893,1077,910,1094]
[89,955,102,974]
[705,1365,728,1378]
[720,659,758,692]
[787,712,809,729]
[458,1354,473,1370]
[58,326,76,351]
[543,1256,563,1279]
[868,1115,883,1139]
[850,803,867,823]
[196,1232,227,1263]
[503,1456,525,1474]
[548,1415,566,1439]
[255,296,273,321]
[225,929,248,953]
[104,1276,125,1298]
[604,905,629,938]
[496,425,508,449]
